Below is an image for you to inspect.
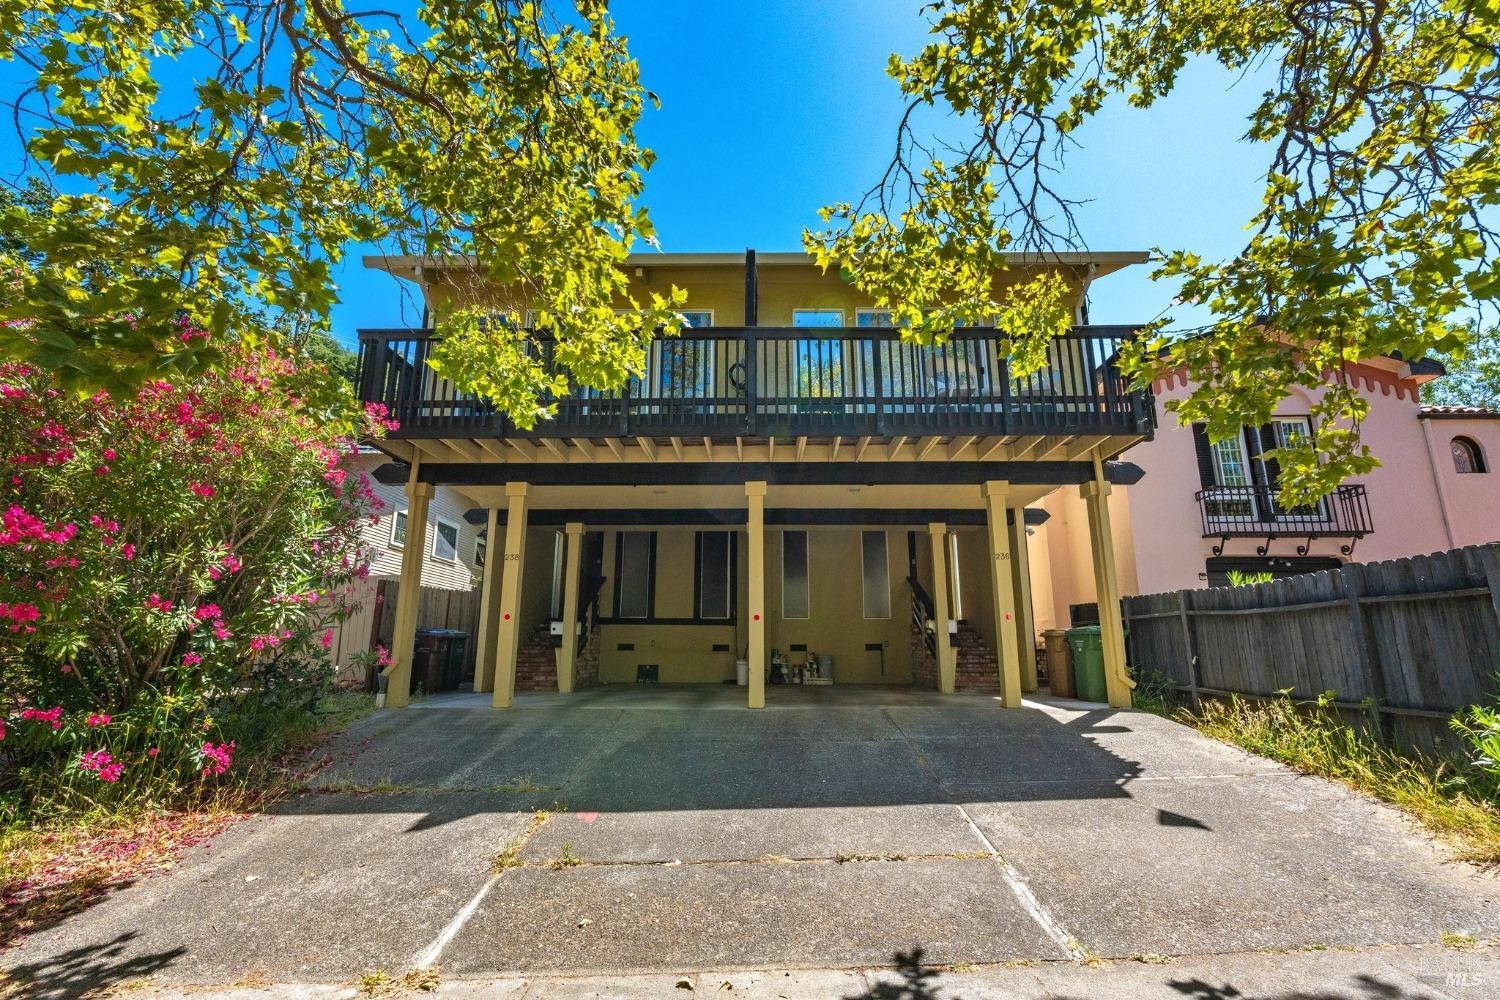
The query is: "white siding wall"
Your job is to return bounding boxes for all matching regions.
[350,453,481,592]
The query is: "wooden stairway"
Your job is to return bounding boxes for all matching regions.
[953,620,1000,693]
[514,623,559,692]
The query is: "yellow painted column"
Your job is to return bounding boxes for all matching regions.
[554,521,585,694]
[1081,455,1135,709]
[491,482,530,709]
[472,506,503,694]
[982,481,1023,708]
[385,473,433,709]
[746,481,767,709]
[927,523,957,694]
[1008,509,1039,693]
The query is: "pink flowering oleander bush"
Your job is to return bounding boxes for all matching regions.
[0,347,393,818]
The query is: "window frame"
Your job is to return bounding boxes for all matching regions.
[430,516,461,563]
[792,308,845,328]
[1452,436,1488,474]
[693,530,736,622]
[781,530,811,620]
[861,530,892,620]
[612,530,657,620]
[390,510,408,549]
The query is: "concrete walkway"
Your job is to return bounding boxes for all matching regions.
[4,686,1497,998]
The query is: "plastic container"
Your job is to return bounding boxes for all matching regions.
[736,659,749,686]
[1065,625,1107,703]
[1042,629,1072,698]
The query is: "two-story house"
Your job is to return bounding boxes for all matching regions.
[356,250,1157,710]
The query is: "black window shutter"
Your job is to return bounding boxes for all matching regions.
[1256,424,1282,485]
[1191,424,1216,488]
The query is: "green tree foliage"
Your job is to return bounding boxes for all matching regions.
[0,0,681,426]
[1426,326,1500,408]
[810,0,1500,503]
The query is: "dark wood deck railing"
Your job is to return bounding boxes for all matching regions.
[357,325,1155,440]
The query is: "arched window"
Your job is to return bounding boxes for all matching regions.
[1451,436,1487,474]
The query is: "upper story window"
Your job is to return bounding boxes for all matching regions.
[856,309,894,328]
[1452,436,1487,474]
[792,309,844,328]
[678,310,713,328]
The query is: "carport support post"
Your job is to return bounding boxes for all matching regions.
[554,521,585,694]
[746,481,767,709]
[981,482,1023,708]
[1007,509,1039,693]
[927,523,957,694]
[386,474,434,709]
[491,482,530,709]
[472,506,503,694]
[1081,455,1134,709]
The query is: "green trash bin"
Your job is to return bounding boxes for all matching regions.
[1065,626,1108,703]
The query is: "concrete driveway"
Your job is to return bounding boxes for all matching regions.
[5,686,1498,997]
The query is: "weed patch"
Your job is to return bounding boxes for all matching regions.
[1187,693,1500,865]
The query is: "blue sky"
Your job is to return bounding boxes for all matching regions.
[337,0,1274,348]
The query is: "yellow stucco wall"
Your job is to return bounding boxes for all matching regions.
[420,259,1087,328]
[589,525,914,685]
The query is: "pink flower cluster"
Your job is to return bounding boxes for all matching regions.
[21,706,63,730]
[1,600,40,631]
[189,482,216,498]
[144,593,174,613]
[199,740,236,777]
[79,749,124,783]
[0,505,77,546]
[247,629,293,652]
[87,712,111,727]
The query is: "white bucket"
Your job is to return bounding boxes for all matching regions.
[736,659,749,686]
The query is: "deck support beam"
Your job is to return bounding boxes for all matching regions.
[554,521,585,694]
[473,506,503,693]
[1082,456,1135,708]
[1007,508,1038,693]
[982,481,1023,707]
[746,481,768,709]
[491,482,531,709]
[385,470,433,709]
[927,523,957,694]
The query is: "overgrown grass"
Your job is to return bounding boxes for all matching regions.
[1185,693,1500,866]
[1,690,375,946]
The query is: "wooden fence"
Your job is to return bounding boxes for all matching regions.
[1121,543,1500,752]
[325,579,483,688]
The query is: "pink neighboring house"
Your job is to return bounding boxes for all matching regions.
[1030,358,1500,632]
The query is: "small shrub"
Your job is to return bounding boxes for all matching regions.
[1225,570,1275,587]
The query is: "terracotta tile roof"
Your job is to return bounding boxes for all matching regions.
[1418,405,1500,418]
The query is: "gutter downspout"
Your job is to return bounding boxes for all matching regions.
[1418,415,1458,550]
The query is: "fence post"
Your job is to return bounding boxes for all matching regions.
[1477,544,1500,638]
[1341,562,1388,744]
[1177,589,1201,711]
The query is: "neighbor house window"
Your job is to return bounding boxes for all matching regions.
[695,531,733,621]
[861,530,891,619]
[391,510,408,548]
[431,517,460,562]
[614,531,655,619]
[782,530,810,619]
[1452,436,1487,474]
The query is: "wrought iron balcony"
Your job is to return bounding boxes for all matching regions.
[356,325,1155,442]
[1196,484,1373,553]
